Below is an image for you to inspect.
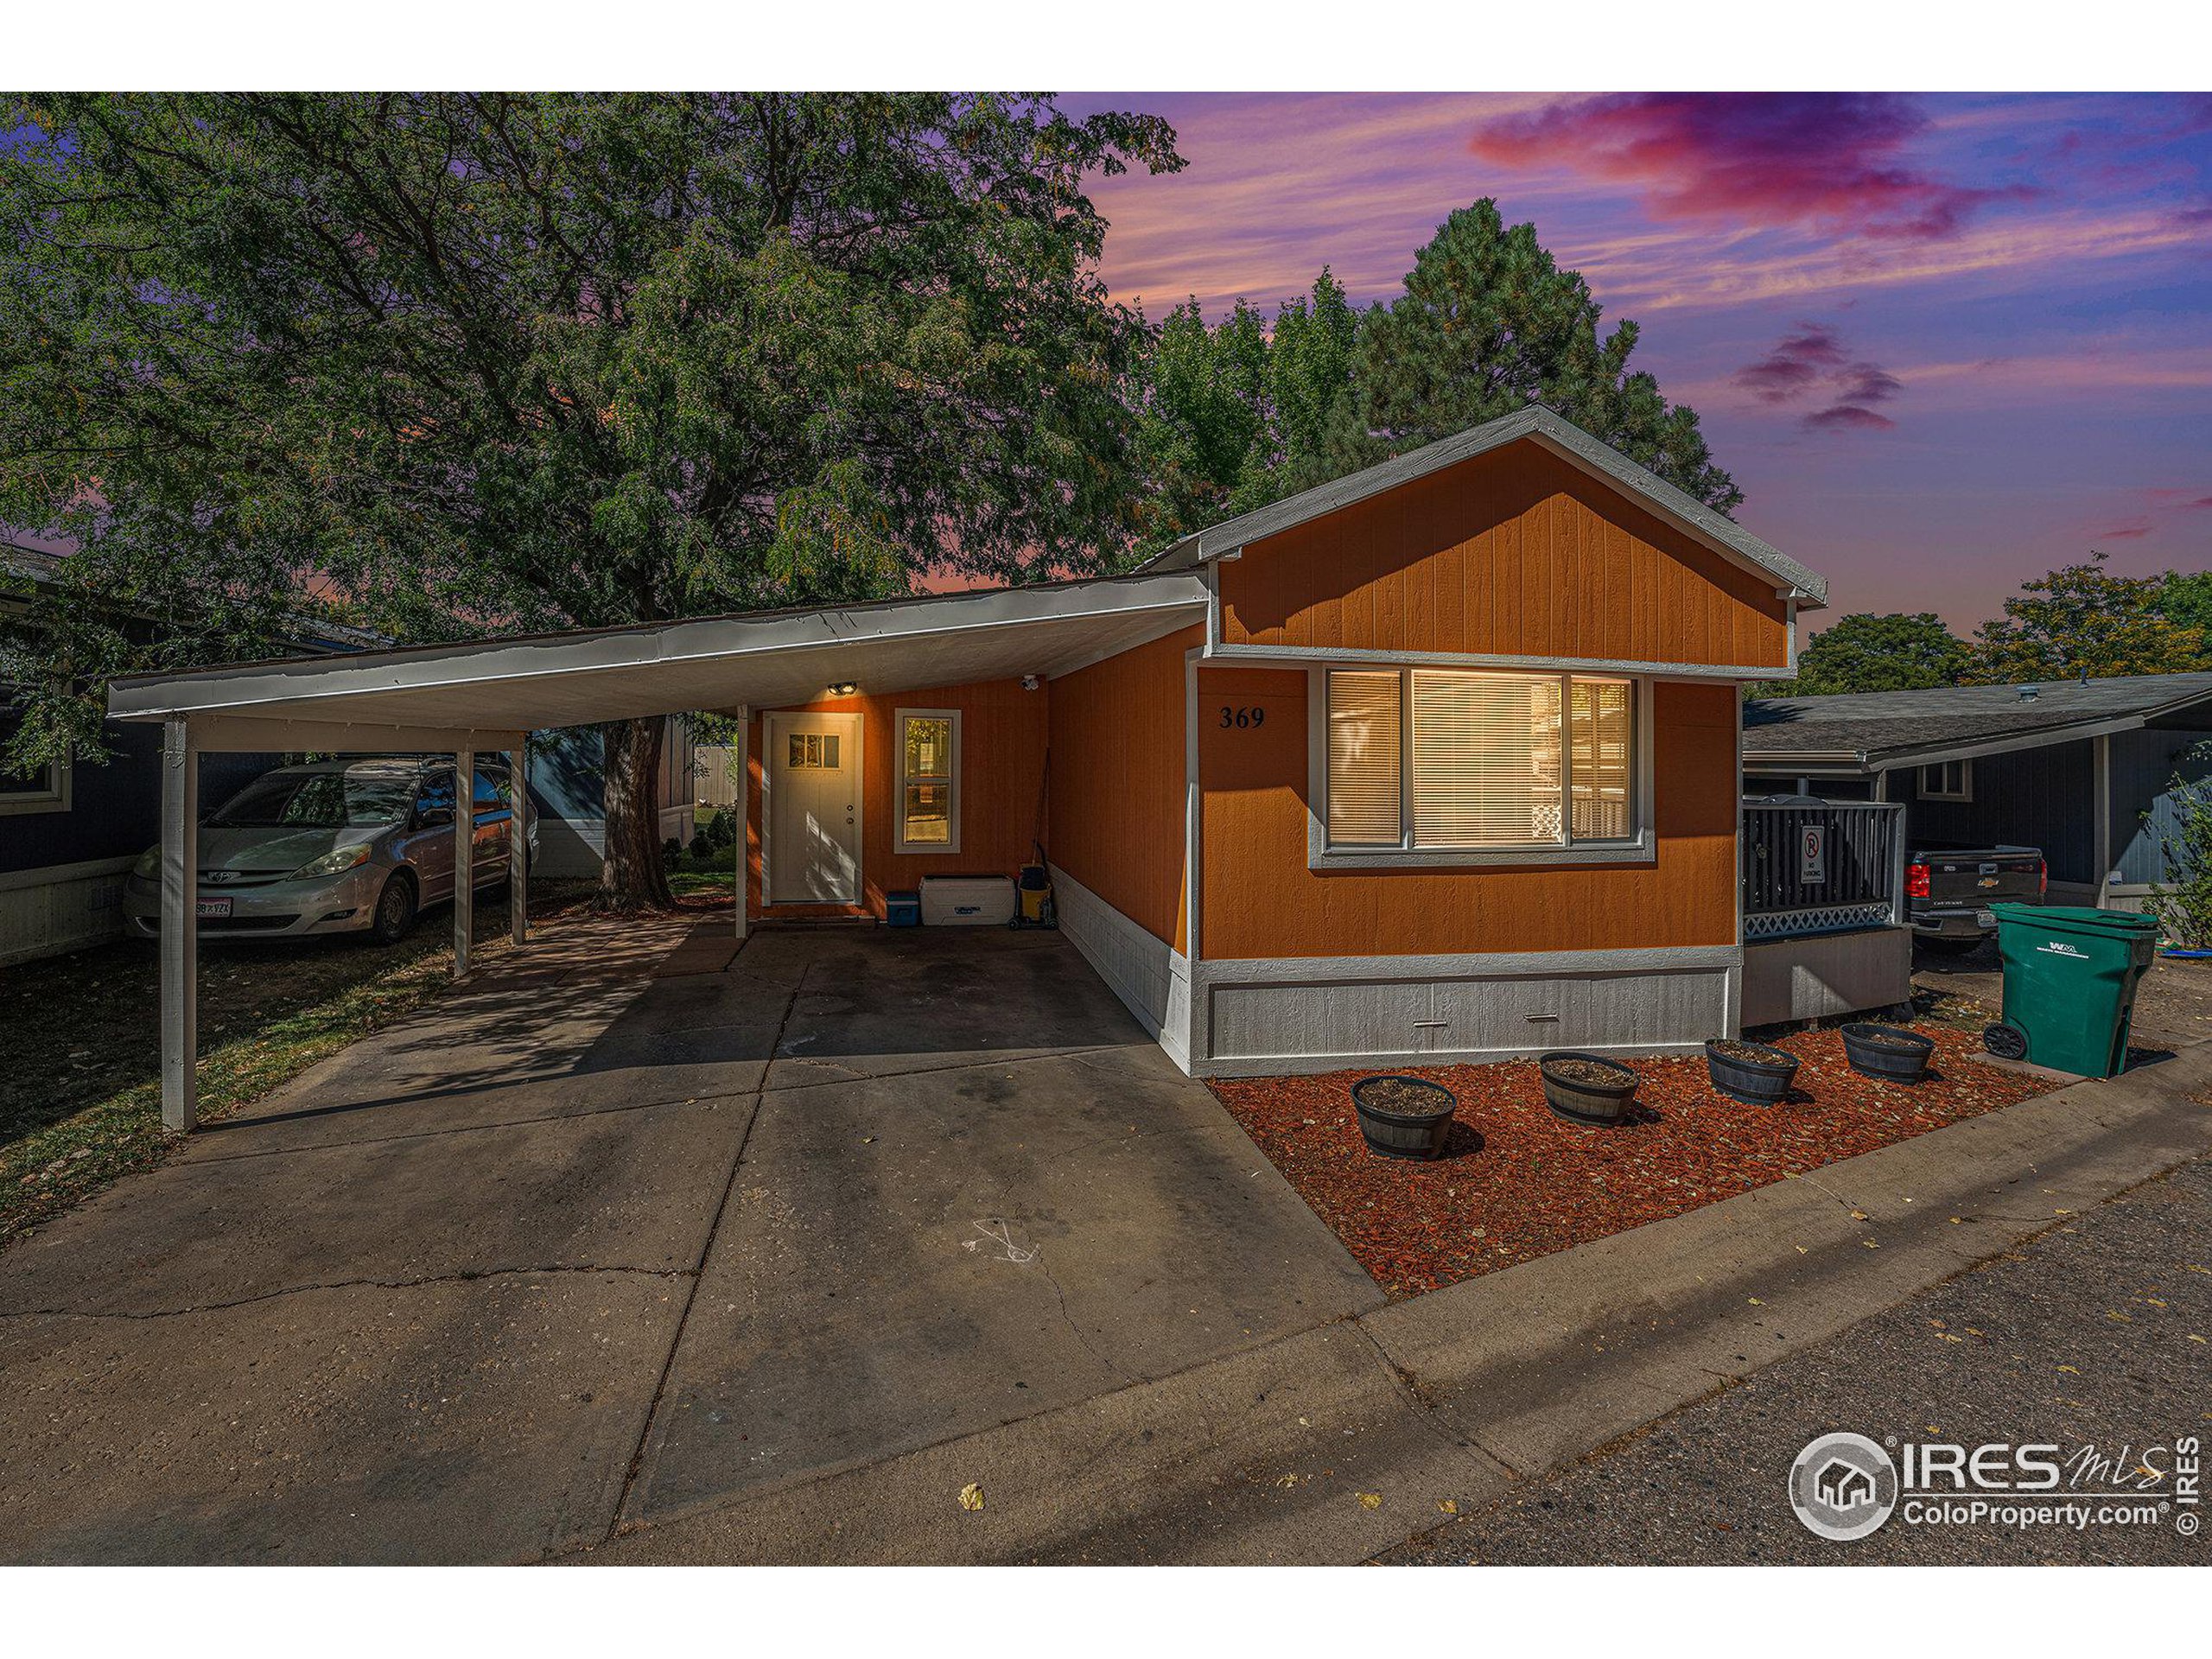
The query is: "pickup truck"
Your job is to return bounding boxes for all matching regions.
[1906,844,2046,950]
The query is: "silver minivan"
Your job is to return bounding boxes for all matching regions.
[124,755,536,945]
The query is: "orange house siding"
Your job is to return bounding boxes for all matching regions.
[1047,624,1200,952]
[747,675,1050,920]
[1218,442,1789,670]
[1198,669,1738,960]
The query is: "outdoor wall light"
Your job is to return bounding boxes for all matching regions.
[1020,674,1041,691]
[827,681,857,697]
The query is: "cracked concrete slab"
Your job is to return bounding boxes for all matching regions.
[595,1322,1510,1565]
[0,1271,684,1564]
[0,1096,755,1319]
[622,1038,1381,1526]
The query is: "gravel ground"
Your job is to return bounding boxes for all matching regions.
[1386,1155,2212,1566]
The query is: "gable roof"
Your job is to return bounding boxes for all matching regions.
[1141,404,1828,607]
[1744,671,2212,772]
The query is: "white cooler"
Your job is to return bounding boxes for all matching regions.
[918,874,1016,926]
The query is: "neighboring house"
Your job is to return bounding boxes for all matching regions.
[0,542,378,967]
[1744,673,2212,910]
[112,405,1831,1079]
[528,717,697,879]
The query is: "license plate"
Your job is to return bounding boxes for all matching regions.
[196,897,232,919]
[1975,909,1995,928]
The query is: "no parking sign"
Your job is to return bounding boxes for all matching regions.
[1799,824,1827,883]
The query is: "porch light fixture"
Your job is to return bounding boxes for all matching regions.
[1020,674,1040,691]
[827,681,857,697]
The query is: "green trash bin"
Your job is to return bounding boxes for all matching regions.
[1985,904,2158,1077]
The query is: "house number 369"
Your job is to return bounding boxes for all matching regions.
[1217,705,1266,728]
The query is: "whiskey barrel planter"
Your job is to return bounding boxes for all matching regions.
[1704,1039,1800,1106]
[1538,1052,1639,1126]
[1840,1023,1935,1084]
[1351,1075,1457,1160]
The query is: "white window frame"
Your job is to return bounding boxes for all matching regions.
[1306,665,1655,869]
[0,748,70,817]
[893,707,963,855]
[1919,759,1973,803]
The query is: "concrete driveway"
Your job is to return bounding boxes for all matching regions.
[0,917,1377,1563]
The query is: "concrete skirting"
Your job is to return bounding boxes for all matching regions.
[1048,864,1191,1071]
[1741,925,1911,1028]
[0,855,137,967]
[1191,946,1739,1077]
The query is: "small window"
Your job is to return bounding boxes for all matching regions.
[786,733,841,769]
[896,709,961,854]
[1920,760,1972,802]
[1319,667,1642,861]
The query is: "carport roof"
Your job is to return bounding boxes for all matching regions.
[107,568,1209,744]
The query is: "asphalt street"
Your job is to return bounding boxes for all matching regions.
[1389,1154,2212,1566]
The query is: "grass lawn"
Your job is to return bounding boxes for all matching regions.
[0,874,747,1249]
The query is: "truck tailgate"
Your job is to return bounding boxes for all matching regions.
[1920,849,2042,911]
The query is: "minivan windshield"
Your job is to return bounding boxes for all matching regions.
[207,770,415,830]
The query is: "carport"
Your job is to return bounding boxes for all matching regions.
[106,571,1207,1130]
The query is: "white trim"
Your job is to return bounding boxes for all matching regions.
[1305,664,1654,870]
[1197,944,1743,982]
[892,706,963,856]
[0,747,70,816]
[1050,862,1191,1072]
[2094,733,2113,908]
[1184,646,1202,965]
[760,709,865,906]
[1205,640,1782,681]
[188,715,525,754]
[109,573,1211,724]
[1919,758,1974,802]
[1147,405,1825,607]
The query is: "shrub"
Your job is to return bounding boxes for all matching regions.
[689,830,714,861]
[703,808,735,851]
[2145,741,2212,946]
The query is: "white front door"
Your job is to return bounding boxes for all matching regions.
[766,712,863,905]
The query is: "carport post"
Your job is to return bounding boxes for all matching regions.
[733,709,747,941]
[509,740,529,946]
[454,744,474,978]
[159,718,198,1132]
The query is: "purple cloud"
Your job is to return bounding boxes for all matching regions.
[1803,404,1897,432]
[1469,92,2032,240]
[1734,322,1849,403]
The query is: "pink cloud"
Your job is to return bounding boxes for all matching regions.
[1803,404,1897,432]
[2096,518,2157,539]
[1469,93,2035,240]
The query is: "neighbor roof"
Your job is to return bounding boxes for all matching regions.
[1744,671,2212,772]
[1141,404,1828,608]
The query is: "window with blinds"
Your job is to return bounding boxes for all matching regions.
[1325,670,1402,844]
[1323,668,1638,853]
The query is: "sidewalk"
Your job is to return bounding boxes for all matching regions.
[587,1040,2212,1564]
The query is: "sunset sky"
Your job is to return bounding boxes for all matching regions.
[1066,92,2212,632]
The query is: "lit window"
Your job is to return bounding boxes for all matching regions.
[1321,668,1639,856]
[896,709,960,854]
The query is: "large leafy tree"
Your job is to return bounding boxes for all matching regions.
[1352,201,1738,514]
[0,92,1179,906]
[1765,611,1973,696]
[1129,202,1738,551]
[1968,552,2211,683]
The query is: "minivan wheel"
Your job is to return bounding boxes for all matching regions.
[369,871,418,945]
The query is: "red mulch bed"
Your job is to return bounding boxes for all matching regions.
[1207,1024,2058,1301]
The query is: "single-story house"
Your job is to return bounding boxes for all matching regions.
[1744,672,2212,910]
[0,542,382,966]
[105,404,1831,1125]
